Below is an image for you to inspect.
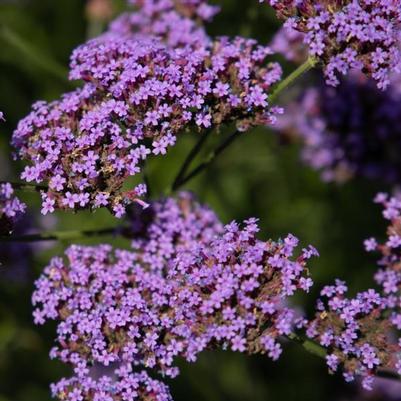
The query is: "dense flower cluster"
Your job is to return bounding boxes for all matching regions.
[307,280,397,390]
[368,193,401,305]
[51,368,172,401]
[262,0,401,89]
[32,194,317,400]
[306,193,401,390]
[13,34,281,216]
[110,0,219,47]
[127,192,224,272]
[0,182,26,235]
[275,72,401,183]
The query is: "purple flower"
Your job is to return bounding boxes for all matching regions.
[306,192,401,391]
[326,354,339,372]
[275,72,401,184]
[263,0,401,89]
[15,33,282,217]
[50,367,172,401]
[111,0,219,49]
[32,194,316,383]
[0,182,26,235]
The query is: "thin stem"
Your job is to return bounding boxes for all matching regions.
[0,180,47,193]
[171,58,318,191]
[0,26,71,85]
[286,333,401,381]
[269,57,318,104]
[174,130,241,191]
[286,332,327,358]
[171,130,212,192]
[0,227,117,243]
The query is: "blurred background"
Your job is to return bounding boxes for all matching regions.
[0,1,396,400]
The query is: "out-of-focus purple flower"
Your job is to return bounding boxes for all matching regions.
[111,0,220,48]
[262,0,401,89]
[275,72,401,184]
[0,182,26,235]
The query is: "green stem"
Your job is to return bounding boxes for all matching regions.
[174,130,241,191]
[0,227,117,243]
[269,57,318,104]
[171,130,212,192]
[286,333,327,358]
[171,58,317,191]
[0,180,47,193]
[0,26,70,84]
[286,333,401,381]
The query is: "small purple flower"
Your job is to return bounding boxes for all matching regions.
[264,0,401,89]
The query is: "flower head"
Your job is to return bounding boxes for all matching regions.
[263,0,401,89]
[15,36,281,216]
[0,182,26,235]
[32,195,316,382]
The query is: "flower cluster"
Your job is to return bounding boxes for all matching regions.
[127,192,224,272]
[275,72,401,183]
[307,280,397,390]
[0,182,26,235]
[32,194,316,400]
[271,26,307,63]
[51,367,172,401]
[14,34,281,216]
[110,0,219,48]
[368,193,401,304]
[263,0,401,89]
[306,193,401,390]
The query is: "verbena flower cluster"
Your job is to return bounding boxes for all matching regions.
[368,193,401,311]
[306,193,401,390]
[307,280,396,390]
[127,192,224,271]
[13,1,282,217]
[271,26,307,63]
[50,368,173,401]
[0,182,26,235]
[110,0,220,48]
[275,72,401,183]
[32,193,317,400]
[262,0,401,89]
